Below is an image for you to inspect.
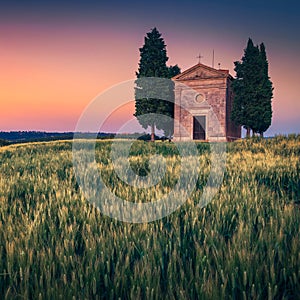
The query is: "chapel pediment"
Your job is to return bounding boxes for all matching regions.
[172,63,230,81]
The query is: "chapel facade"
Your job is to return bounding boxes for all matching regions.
[172,63,240,142]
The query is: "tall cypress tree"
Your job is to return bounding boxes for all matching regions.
[134,28,180,141]
[251,43,273,136]
[231,38,273,137]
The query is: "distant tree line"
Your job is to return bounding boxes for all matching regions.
[0,138,9,147]
[0,131,114,143]
[0,131,75,141]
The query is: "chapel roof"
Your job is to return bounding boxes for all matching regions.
[172,63,233,81]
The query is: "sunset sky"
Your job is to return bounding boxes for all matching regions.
[1,0,299,136]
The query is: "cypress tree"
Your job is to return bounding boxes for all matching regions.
[231,38,273,137]
[231,39,256,137]
[251,43,273,136]
[134,28,180,141]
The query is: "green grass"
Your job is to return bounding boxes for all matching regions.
[0,137,299,299]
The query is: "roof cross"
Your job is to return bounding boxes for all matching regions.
[196,53,203,64]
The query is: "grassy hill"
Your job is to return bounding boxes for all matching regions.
[0,137,299,299]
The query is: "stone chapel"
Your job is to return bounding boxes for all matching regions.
[172,63,241,142]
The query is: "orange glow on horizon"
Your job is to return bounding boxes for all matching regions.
[0,22,299,135]
[100,101,136,133]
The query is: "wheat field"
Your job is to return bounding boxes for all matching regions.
[0,136,299,299]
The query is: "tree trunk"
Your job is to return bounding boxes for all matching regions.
[151,124,155,142]
[260,132,264,138]
[246,127,251,138]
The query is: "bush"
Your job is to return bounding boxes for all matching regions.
[0,139,9,147]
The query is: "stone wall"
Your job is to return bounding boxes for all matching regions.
[226,78,241,140]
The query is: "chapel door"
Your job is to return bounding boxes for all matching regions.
[193,116,206,140]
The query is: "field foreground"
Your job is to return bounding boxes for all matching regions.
[0,136,299,299]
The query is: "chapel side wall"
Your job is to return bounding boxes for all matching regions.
[225,78,241,140]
